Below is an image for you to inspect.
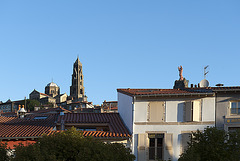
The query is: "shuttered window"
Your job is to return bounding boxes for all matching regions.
[181,133,191,154]
[164,133,173,161]
[148,134,164,161]
[184,100,201,122]
[138,134,147,161]
[148,102,165,122]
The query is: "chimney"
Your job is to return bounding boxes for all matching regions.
[18,106,26,119]
[60,119,65,131]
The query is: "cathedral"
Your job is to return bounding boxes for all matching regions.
[29,57,87,106]
[70,57,87,101]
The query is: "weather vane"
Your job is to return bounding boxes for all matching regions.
[204,65,209,79]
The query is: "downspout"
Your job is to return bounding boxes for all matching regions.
[132,96,136,160]
[132,96,135,131]
[215,92,217,128]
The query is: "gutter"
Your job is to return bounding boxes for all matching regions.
[137,92,214,97]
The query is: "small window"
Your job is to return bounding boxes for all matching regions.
[34,116,48,120]
[148,134,164,160]
[230,102,240,115]
[185,100,201,122]
[76,127,96,131]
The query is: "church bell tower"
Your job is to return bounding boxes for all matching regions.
[70,57,87,101]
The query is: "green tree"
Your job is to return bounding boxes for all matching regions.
[13,127,135,161]
[20,99,40,111]
[179,127,240,161]
[0,142,9,161]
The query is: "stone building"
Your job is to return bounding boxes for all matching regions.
[45,82,60,97]
[70,57,87,102]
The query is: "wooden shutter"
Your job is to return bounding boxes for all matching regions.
[193,100,201,122]
[149,102,165,122]
[181,133,191,154]
[138,134,147,161]
[164,133,173,161]
[185,101,192,122]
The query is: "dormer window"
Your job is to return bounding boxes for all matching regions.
[230,101,240,115]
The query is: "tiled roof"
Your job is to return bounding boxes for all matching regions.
[0,112,130,140]
[48,130,130,138]
[3,140,36,149]
[194,86,240,91]
[30,107,71,114]
[40,93,51,97]
[0,114,57,139]
[117,88,213,96]
[0,112,17,117]
[57,113,130,137]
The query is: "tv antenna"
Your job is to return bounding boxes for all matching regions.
[204,65,209,79]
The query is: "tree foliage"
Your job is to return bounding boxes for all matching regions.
[13,127,135,161]
[0,142,9,161]
[20,99,40,111]
[179,127,240,161]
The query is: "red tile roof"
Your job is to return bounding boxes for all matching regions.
[30,107,71,114]
[190,86,240,91]
[48,130,131,138]
[0,112,130,140]
[40,93,51,97]
[0,114,57,139]
[117,88,213,96]
[3,140,36,149]
[57,113,130,138]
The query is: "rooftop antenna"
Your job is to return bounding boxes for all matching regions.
[200,65,210,87]
[204,65,209,79]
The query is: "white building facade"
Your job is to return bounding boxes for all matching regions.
[118,88,215,161]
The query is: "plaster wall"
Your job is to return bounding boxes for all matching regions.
[215,93,240,129]
[118,92,133,133]
[134,124,214,161]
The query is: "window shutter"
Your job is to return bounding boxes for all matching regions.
[181,133,191,154]
[149,102,164,122]
[164,133,173,161]
[147,103,150,121]
[185,101,192,122]
[138,134,147,161]
[193,100,201,122]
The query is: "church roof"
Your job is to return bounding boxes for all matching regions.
[46,82,59,87]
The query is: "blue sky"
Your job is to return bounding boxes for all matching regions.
[0,0,239,105]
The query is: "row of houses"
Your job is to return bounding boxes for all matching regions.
[1,68,240,161]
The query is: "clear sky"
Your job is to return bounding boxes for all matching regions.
[0,0,239,105]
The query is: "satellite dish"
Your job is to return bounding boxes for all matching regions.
[199,79,209,87]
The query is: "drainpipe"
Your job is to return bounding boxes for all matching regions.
[60,112,65,131]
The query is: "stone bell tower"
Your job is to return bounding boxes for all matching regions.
[70,57,87,101]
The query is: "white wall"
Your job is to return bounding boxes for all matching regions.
[118,92,133,133]
[134,124,215,161]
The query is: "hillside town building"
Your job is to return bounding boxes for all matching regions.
[28,57,88,110]
[2,64,240,161]
[0,108,130,149]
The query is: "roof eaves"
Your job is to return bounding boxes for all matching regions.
[136,92,214,97]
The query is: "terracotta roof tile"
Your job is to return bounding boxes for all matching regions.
[57,113,130,138]
[0,114,57,139]
[117,88,213,96]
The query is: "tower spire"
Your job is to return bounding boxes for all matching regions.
[70,57,86,101]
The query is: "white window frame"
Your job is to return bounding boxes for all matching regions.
[230,101,240,115]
